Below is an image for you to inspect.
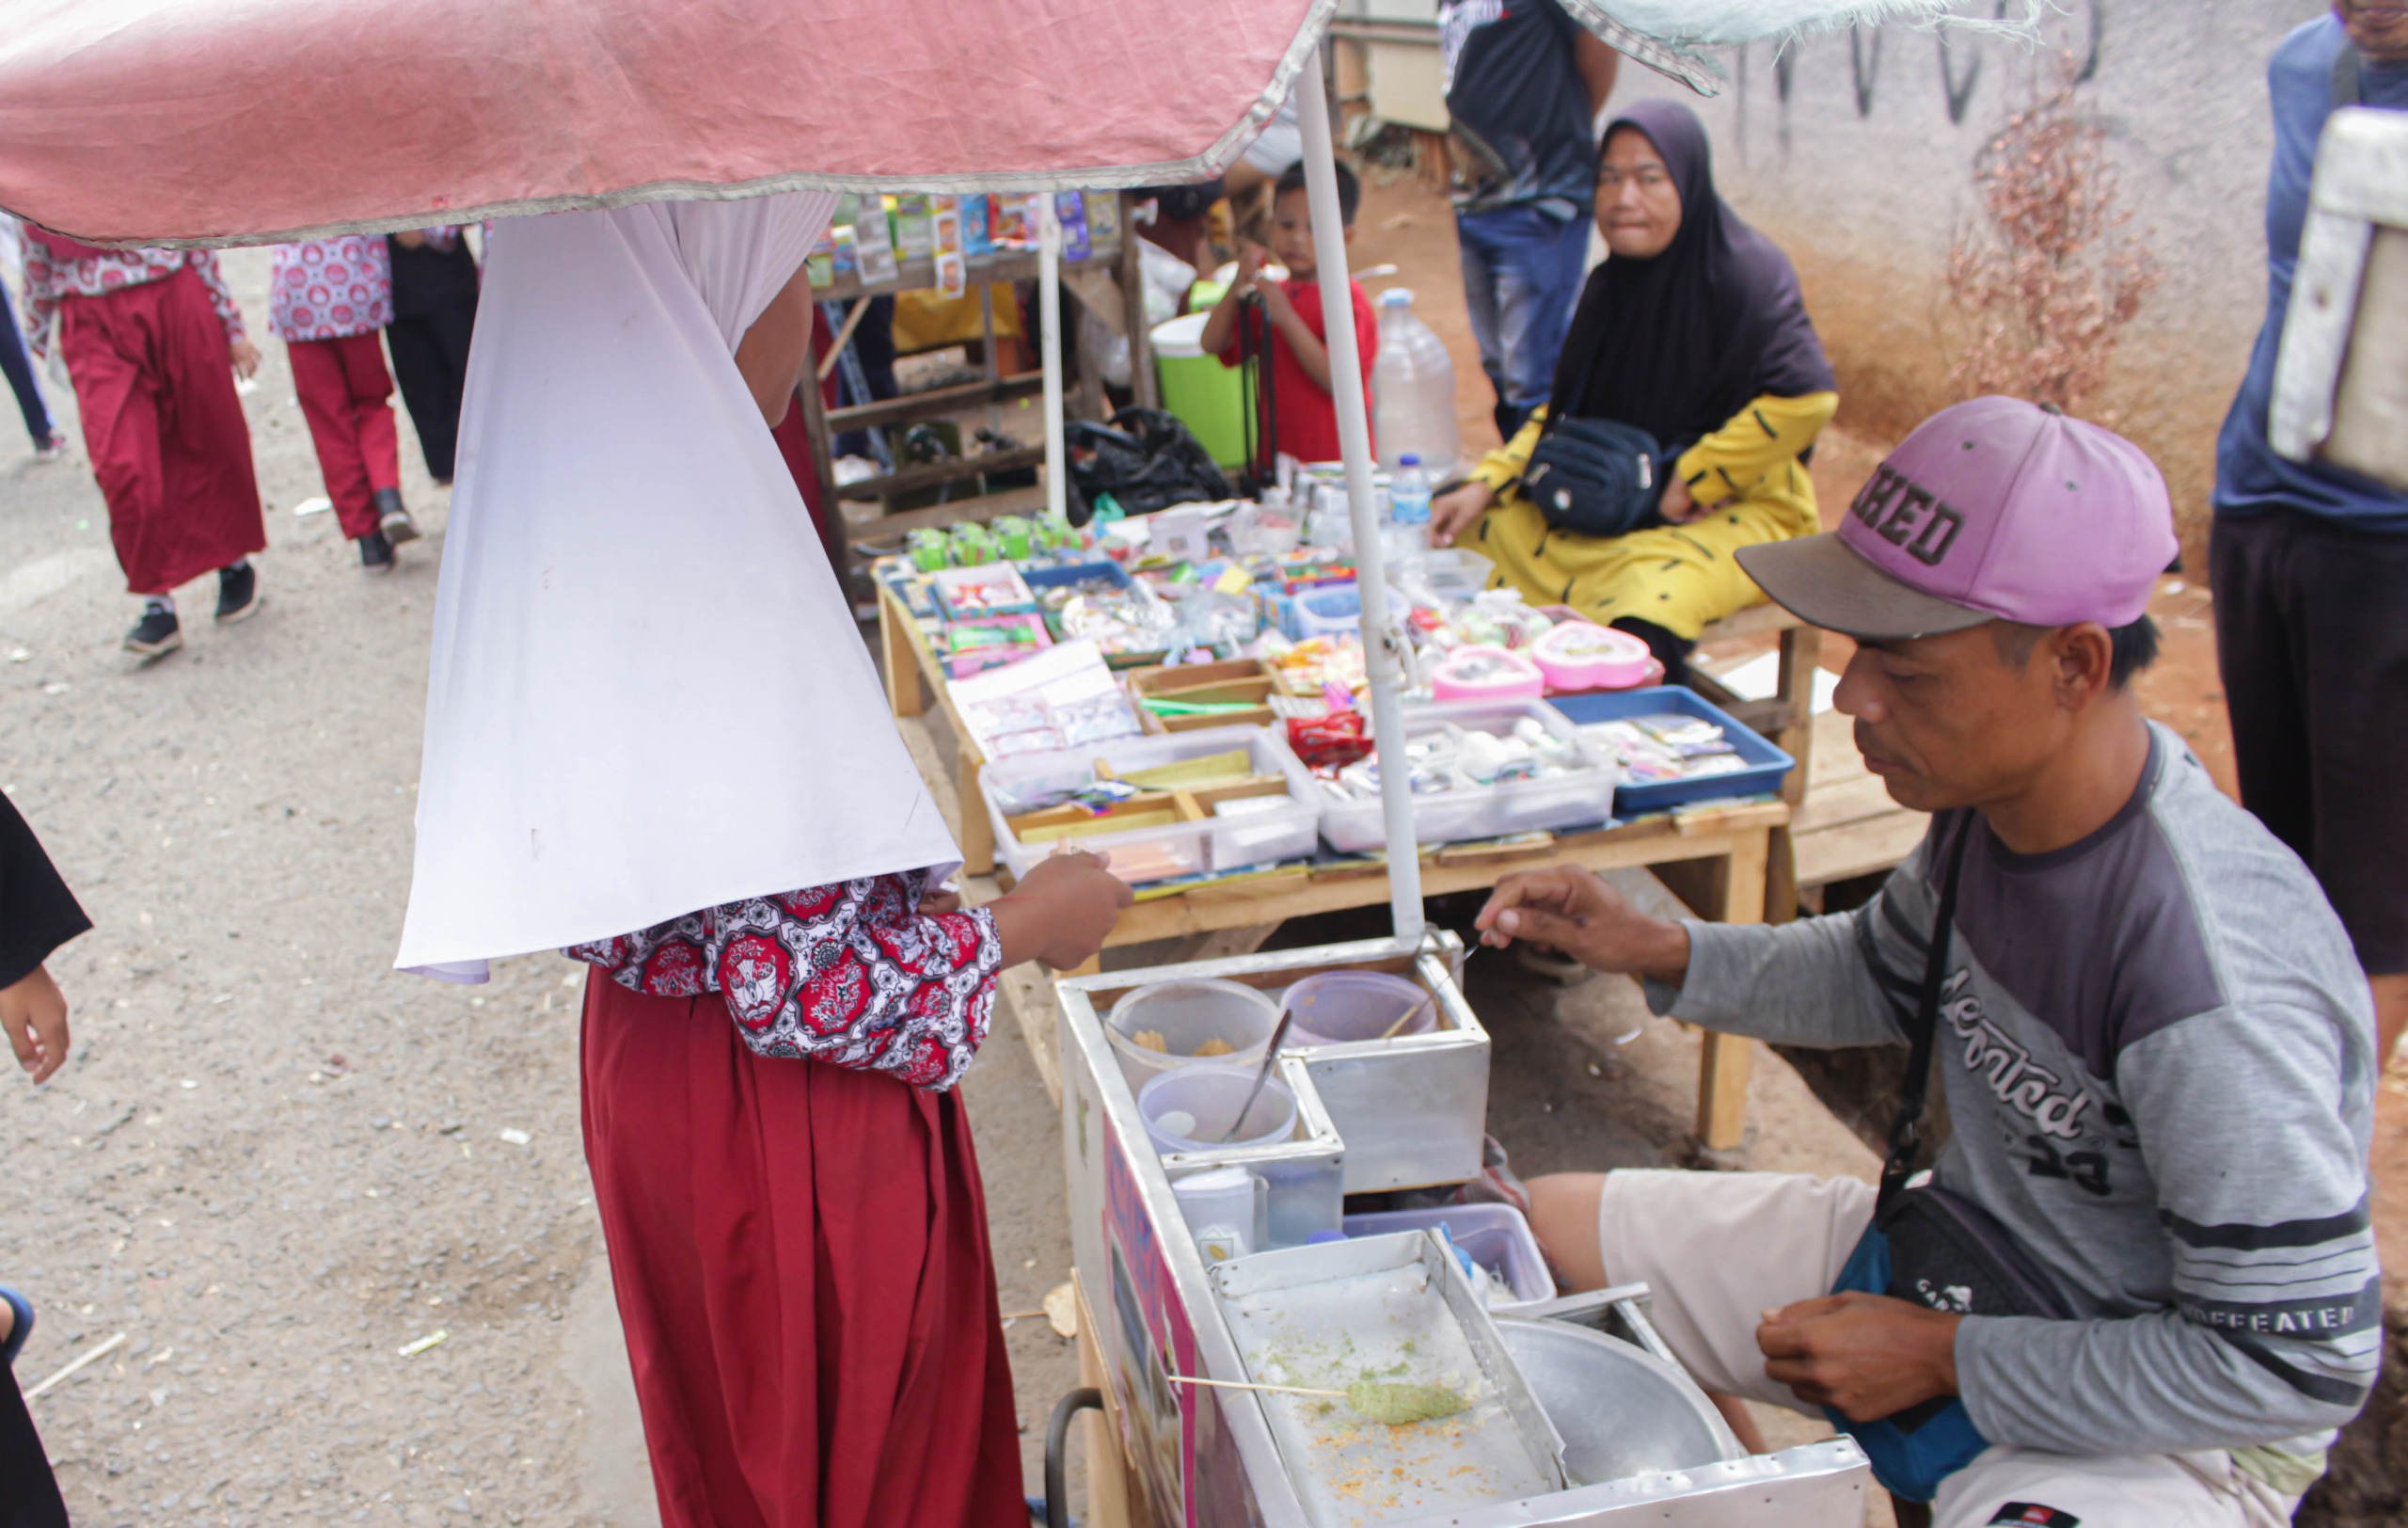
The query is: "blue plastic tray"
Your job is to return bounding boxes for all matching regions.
[1548,685,1795,816]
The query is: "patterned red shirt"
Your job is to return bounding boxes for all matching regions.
[20,245,246,358]
[269,235,393,341]
[567,873,1003,1091]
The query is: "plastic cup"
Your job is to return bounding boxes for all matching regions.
[1138,1064,1298,1155]
[1106,979,1281,1092]
[1282,971,1436,1049]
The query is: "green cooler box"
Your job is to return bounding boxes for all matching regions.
[1151,310,1246,470]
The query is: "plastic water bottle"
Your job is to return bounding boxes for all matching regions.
[1384,454,1432,584]
[1371,288,1462,478]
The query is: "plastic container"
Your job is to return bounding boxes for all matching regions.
[1139,1064,1298,1154]
[930,562,1037,620]
[1171,1165,1269,1265]
[1105,977,1282,1092]
[1371,288,1462,478]
[1281,970,1434,1048]
[1284,581,1407,642]
[1431,645,1546,704]
[1549,685,1796,816]
[1151,311,1247,470]
[1341,1203,1558,1309]
[982,724,1323,888]
[1318,699,1619,852]
[1530,620,1656,692]
[1421,546,1494,600]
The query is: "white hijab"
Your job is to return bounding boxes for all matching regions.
[395,194,959,979]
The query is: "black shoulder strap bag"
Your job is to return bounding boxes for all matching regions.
[1516,331,1666,540]
[1825,818,2069,1504]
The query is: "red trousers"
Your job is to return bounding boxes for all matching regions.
[57,268,264,595]
[580,974,1027,1528]
[289,331,400,540]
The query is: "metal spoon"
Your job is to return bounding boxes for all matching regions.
[1221,1007,1294,1143]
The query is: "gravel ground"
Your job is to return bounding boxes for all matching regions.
[0,247,1085,1527]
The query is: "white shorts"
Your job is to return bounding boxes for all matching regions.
[1595,1170,2300,1528]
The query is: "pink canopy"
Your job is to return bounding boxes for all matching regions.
[0,0,1327,246]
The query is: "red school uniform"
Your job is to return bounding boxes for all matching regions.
[1214,276,1377,468]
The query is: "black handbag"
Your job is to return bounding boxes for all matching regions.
[1519,334,1667,538]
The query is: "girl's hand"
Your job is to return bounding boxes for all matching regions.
[1,963,71,1083]
[230,340,261,380]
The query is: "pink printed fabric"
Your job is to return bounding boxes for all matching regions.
[269,236,393,341]
[565,873,1002,1091]
[19,245,246,357]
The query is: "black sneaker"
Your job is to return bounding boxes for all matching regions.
[374,486,420,546]
[214,561,261,624]
[123,607,182,660]
[358,529,395,573]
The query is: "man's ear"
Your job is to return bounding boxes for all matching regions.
[2051,622,2115,709]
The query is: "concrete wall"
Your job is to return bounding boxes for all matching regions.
[1604,1,2333,542]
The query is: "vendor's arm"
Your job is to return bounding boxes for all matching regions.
[1671,390,1837,513]
[1953,999,2378,1458]
[1475,837,1928,1050]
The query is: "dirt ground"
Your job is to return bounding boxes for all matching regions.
[0,168,2396,1528]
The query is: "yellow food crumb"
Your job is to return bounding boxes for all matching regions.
[1194,1037,1234,1058]
[1132,1029,1169,1053]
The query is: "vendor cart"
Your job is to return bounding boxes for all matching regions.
[0,2,2022,1521]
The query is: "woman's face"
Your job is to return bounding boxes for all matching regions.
[1596,127,1682,261]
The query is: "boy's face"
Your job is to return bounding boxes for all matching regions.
[1269,187,1322,279]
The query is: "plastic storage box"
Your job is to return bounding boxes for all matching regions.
[1317,699,1619,853]
[1548,685,1795,816]
[1341,1203,1557,1310]
[979,724,1323,887]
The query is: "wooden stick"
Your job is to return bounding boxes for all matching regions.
[1164,1373,1344,1400]
[24,1331,127,1403]
[1378,993,1434,1040]
[815,296,876,383]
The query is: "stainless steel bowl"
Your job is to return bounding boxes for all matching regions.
[1494,1317,1746,1485]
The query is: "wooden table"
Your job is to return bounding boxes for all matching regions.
[879,579,1785,1151]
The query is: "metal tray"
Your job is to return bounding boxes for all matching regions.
[1206,1230,1568,1527]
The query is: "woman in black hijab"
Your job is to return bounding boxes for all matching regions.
[1429,99,1838,672]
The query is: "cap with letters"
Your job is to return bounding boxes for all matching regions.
[1735,395,2176,641]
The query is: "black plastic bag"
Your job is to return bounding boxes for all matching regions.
[1064,407,1230,525]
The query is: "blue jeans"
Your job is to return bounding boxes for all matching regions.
[0,283,53,449]
[1456,203,1592,437]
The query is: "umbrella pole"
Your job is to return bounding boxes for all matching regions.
[1295,48,1424,944]
[1039,194,1069,523]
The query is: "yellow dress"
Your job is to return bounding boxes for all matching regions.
[1465,390,1838,641]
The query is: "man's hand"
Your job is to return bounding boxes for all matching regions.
[1429,480,1495,547]
[1756,1293,1962,1422]
[230,340,261,380]
[1473,865,1689,980]
[1,963,71,1084]
[990,850,1134,971]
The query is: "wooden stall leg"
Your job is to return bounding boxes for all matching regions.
[1765,624,1823,925]
[1695,829,1771,1154]
[958,747,995,876]
[1073,1274,1137,1528]
[879,590,926,718]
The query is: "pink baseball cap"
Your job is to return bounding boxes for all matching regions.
[1735,396,2176,641]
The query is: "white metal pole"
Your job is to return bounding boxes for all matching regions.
[1295,48,1424,943]
[1038,194,1069,522]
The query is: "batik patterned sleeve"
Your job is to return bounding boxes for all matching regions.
[568,873,1005,1090]
[185,250,247,344]
[21,238,59,359]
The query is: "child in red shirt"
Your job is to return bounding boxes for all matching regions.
[1200,158,1377,471]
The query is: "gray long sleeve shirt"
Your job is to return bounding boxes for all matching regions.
[1653,724,2379,1467]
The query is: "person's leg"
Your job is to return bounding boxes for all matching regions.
[1453,211,1511,438]
[57,296,176,623]
[424,294,479,484]
[2273,512,2408,1060]
[1527,1167,1877,1413]
[289,337,381,541]
[2208,513,2316,864]
[384,314,450,480]
[1482,207,1591,432]
[1933,1444,2295,1528]
[0,283,55,451]
[336,332,402,498]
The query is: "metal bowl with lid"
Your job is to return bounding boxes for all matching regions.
[1493,1317,1746,1486]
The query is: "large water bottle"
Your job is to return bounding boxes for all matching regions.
[1371,288,1462,478]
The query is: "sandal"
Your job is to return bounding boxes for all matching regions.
[0,1286,32,1369]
